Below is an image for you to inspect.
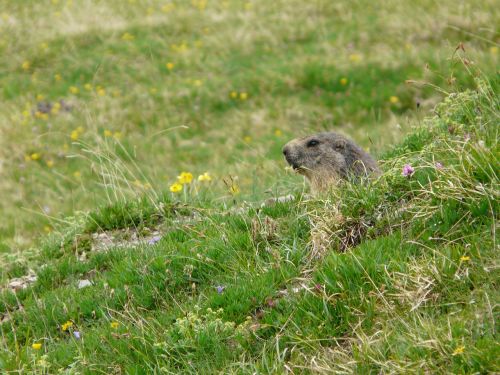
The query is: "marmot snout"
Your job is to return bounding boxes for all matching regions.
[282,132,379,191]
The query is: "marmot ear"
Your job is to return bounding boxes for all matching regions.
[334,139,346,150]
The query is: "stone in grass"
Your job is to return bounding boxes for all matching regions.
[78,279,92,289]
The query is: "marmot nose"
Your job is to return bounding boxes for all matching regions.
[282,145,289,157]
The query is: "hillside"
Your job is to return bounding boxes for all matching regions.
[1,80,498,373]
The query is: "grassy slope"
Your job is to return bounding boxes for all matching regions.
[0,0,499,373]
[0,0,498,250]
[1,79,499,373]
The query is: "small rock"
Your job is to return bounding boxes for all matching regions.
[78,279,92,289]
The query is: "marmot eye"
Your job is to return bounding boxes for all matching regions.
[307,140,319,147]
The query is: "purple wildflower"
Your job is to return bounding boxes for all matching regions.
[435,162,443,170]
[148,235,162,245]
[216,285,225,294]
[402,164,414,177]
[73,331,81,340]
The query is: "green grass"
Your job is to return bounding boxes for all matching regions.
[0,0,499,373]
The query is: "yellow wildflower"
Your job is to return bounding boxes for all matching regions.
[110,321,120,329]
[348,53,362,63]
[340,77,348,86]
[229,184,240,195]
[84,83,92,91]
[30,153,41,161]
[166,62,175,70]
[389,96,399,104]
[61,321,73,331]
[274,129,283,137]
[40,42,49,50]
[73,171,81,179]
[230,91,238,99]
[54,73,62,81]
[198,172,212,182]
[243,135,252,143]
[170,182,183,193]
[452,345,465,356]
[22,110,30,118]
[46,160,54,168]
[97,87,106,96]
[239,92,248,100]
[193,79,203,87]
[32,343,42,350]
[113,132,122,140]
[177,172,193,184]
[121,32,135,41]
[22,61,31,71]
[70,130,79,141]
[161,3,175,13]
[104,129,112,137]
[460,255,470,262]
[44,226,52,233]
[69,86,79,94]
[490,46,498,55]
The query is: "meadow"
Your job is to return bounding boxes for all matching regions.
[0,0,499,373]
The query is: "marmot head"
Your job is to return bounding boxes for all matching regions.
[282,132,379,191]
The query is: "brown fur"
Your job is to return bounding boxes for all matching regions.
[282,132,380,192]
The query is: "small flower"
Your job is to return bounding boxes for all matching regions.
[230,91,238,99]
[104,129,113,137]
[32,343,42,350]
[148,235,162,245]
[170,182,183,193]
[229,184,240,195]
[177,172,193,184]
[239,92,248,100]
[73,331,81,340]
[110,321,120,329]
[161,3,175,13]
[22,61,31,71]
[46,160,54,168]
[166,62,175,70]
[435,162,443,169]
[44,225,52,233]
[402,164,414,177]
[340,77,348,86]
[54,73,62,81]
[61,321,73,331]
[460,255,470,262]
[69,86,79,94]
[274,129,283,137]
[30,153,41,161]
[96,87,106,96]
[121,32,135,41]
[70,130,79,141]
[216,285,225,294]
[243,135,252,143]
[193,79,203,87]
[490,46,498,55]
[84,83,92,91]
[452,345,465,356]
[73,171,81,179]
[348,53,362,62]
[198,172,212,182]
[389,96,399,104]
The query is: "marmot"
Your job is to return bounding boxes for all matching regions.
[282,132,380,192]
